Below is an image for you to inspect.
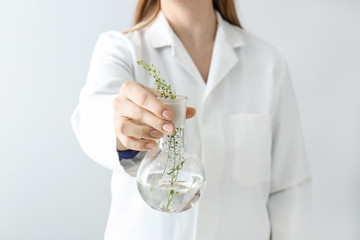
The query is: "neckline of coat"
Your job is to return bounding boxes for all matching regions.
[147,10,245,49]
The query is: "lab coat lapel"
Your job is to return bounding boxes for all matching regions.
[203,12,245,102]
[148,11,205,86]
[172,36,205,86]
[148,11,246,99]
[148,12,172,48]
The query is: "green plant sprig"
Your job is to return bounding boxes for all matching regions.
[137,60,184,212]
[137,60,176,99]
[164,127,185,210]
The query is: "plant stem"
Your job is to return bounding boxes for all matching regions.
[164,128,185,211]
[137,60,186,212]
[137,60,176,99]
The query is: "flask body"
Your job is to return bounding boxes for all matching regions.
[136,96,206,213]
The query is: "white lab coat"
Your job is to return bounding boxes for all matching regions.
[71,11,311,240]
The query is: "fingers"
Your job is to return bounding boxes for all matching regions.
[116,106,196,151]
[119,98,175,135]
[118,135,157,151]
[121,81,174,121]
[119,118,162,140]
[115,117,162,151]
[186,107,196,119]
[114,81,197,152]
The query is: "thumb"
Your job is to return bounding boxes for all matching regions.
[186,107,196,119]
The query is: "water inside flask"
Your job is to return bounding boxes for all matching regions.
[136,95,206,213]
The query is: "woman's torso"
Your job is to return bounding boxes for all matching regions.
[104,11,283,240]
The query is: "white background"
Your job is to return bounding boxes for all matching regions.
[0,0,359,239]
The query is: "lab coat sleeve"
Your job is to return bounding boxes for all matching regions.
[268,59,312,240]
[71,31,139,174]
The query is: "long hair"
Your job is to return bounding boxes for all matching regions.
[126,0,242,32]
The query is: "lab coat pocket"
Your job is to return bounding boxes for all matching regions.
[230,114,272,186]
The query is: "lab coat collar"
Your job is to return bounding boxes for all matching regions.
[147,10,245,101]
[147,11,173,48]
[204,11,245,100]
[148,11,245,49]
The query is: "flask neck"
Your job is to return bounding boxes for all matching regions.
[157,95,187,152]
[160,127,185,151]
[158,95,187,129]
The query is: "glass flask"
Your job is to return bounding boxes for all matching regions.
[136,95,206,213]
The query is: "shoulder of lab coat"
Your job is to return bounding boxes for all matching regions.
[71,31,139,174]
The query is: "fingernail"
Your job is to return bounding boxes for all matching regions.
[162,123,173,133]
[162,110,173,120]
[146,142,155,149]
[150,130,161,138]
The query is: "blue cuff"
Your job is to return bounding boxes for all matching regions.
[117,150,140,159]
